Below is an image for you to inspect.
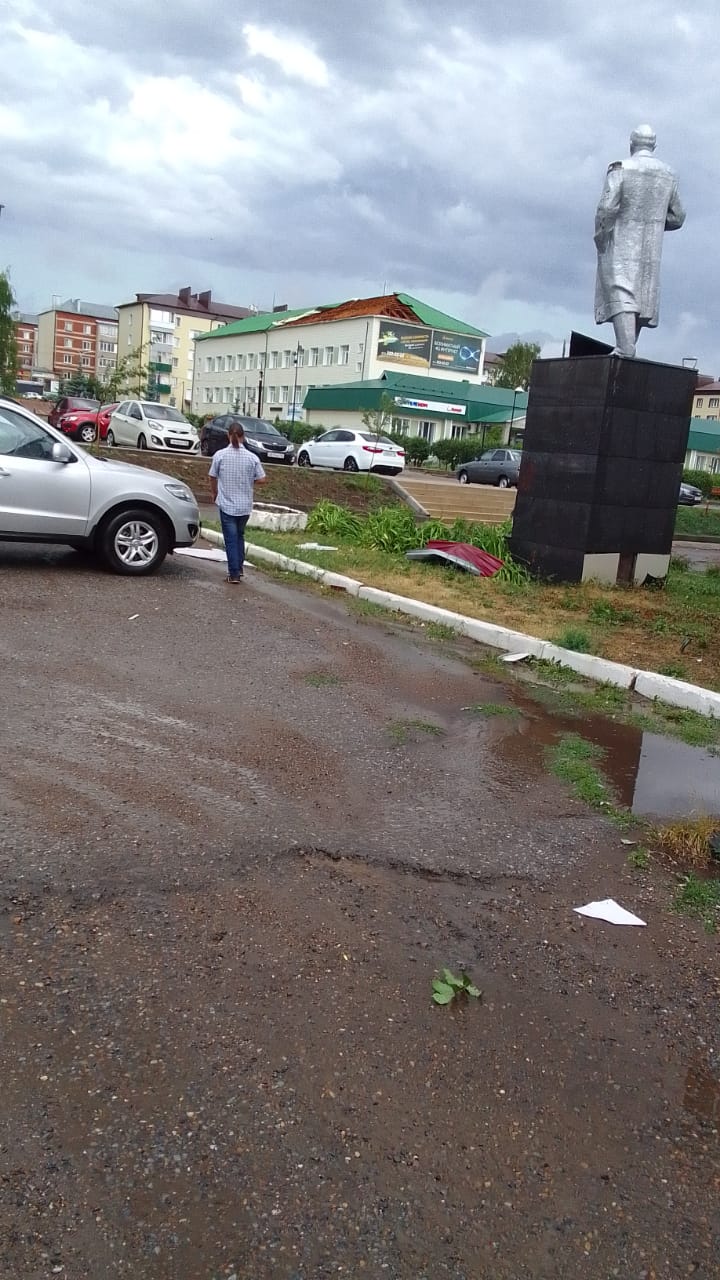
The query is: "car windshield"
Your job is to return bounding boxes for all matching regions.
[141,403,187,423]
[69,398,99,411]
[239,419,281,436]
[359,433,395,446]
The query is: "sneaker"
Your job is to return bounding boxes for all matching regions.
[226,575,241,584]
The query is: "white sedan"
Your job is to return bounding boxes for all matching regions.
[296,429,405,475]
[107,400,200,453]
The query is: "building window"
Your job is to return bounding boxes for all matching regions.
[82,356,92,367]
[237,354,245,372]
[270,350,280,368]
[338,345,349,365]
[83,324,92,335]
[63,355,72,364]
[64,339,73,348]
[709,398,719,408]
[308,348,319,366]
[172,358,179,368]
[282,350,292,368]
[82,340,92,350]
[258,352,266,370]
[324,346,334,365]
[205,357,213,372]
[281,385,290,402]
[64,322,73,332]
[696,398,704,408]
[214,387,222,402]
[247,353,256,370]
[175,315,182,326]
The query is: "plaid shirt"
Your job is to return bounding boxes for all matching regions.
[209,444,265,517]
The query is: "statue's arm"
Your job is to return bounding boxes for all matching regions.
[665,182,686,232]
[594,167,622,249]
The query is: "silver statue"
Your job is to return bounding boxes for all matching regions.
[594,125,685,357]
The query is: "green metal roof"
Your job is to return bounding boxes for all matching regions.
[303,371,527,423]
[395,293,488,338]
[196,306,319,341]
[686,417,720,454]
[197,293,488,343]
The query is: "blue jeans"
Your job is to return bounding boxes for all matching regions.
[219,510,249,579]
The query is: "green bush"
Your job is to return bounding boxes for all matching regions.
[404,436,431,466]
[682,469,714,498]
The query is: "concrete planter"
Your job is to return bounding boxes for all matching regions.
[247,503,308,532]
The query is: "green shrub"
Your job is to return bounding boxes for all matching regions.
[432,437,484,470]
[404,436,431,466]
[682,469,714,498]
[554,627,591,653]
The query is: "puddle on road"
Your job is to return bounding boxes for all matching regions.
[490,696,720,820]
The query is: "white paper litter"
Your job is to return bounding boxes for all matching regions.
[128,613,139,621]
[175,547,227,562]
[573,898,646,927]
[501,651,532,663]
[297,542,338,551]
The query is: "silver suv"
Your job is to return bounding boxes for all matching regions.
[0,398,199,574]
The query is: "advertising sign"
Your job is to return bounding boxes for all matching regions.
[430,329,482,376]
[376,322,431,367]
[395,396,466,416]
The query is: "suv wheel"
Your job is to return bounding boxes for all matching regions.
[458,470,469,485]
[99,508,169,575]
[79,423,97,444]
[497,475,509,488]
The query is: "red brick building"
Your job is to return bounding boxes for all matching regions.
[14,313,38,376]
[36,299,118,379]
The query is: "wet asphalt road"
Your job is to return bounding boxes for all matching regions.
[1,544,718,1279]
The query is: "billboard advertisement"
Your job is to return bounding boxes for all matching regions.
[430,329,482,376]
[376,322,431,368]
[395,396,466,416]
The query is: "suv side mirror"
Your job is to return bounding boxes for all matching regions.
[52,441,75,464]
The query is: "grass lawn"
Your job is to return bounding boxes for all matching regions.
[674,504,720,539]
[236,526,720,692]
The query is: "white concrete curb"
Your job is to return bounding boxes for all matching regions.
[199,527,720,717]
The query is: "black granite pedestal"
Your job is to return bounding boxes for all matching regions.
[508,354,696,584]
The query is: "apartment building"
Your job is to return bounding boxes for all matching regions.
[116,288,252,406]
[191,293,488,418]
[14,313,38,377]
[36,299,118,380]
[692,380,720,420]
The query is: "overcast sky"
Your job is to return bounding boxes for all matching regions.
[1,0,716,367]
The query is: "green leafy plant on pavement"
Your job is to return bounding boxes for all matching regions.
[432,968,482,1005]
[673,874,720,934]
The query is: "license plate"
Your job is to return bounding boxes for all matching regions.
[268,450,285,456]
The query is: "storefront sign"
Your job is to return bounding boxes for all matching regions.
[430,329,482,376]
[394,396,466,416]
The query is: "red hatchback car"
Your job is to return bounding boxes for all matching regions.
[48,396,100,444]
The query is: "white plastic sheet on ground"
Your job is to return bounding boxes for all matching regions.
[573,899,646,926]
[297,542,338,551]
[175,547,227,562]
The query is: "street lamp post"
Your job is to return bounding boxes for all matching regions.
[291,342,304,421]
[257,368,264,417]
[509,384,524,445]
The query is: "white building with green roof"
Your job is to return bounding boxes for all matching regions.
[192,292,489,418]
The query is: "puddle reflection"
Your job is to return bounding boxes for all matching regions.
[492,697,720,819]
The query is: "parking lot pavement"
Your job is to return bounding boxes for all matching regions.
[1,544,718,1279]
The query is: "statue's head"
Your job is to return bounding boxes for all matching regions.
[630,124,656,154]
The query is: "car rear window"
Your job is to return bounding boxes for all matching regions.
[68,398,99,411]
[359,433,396,446]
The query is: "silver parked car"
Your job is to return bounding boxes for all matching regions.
[456,448,522,488]
[0,398,199,574]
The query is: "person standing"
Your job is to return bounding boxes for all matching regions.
[209,421,266,583]
[594,125,685,357]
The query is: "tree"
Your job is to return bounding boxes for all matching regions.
[0,270,18,395]
[494,341,541,391]
[103,346,151,400]
[361,392,396,439]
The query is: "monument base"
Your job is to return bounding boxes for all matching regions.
[509,353,695,585]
